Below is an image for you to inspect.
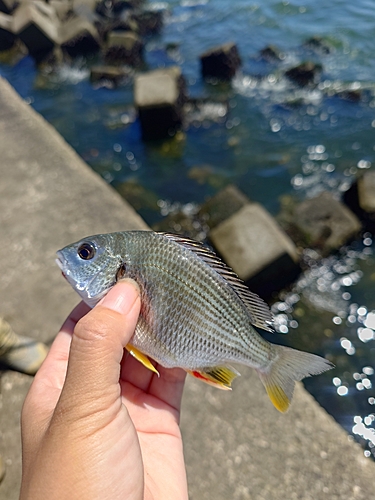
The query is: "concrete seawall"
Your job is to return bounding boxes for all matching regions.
[0,76,374,499]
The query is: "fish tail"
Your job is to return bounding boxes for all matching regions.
[257,345,334,413]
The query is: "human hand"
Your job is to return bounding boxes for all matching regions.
[20,280,188,500]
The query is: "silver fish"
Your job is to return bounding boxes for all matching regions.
[56,230,333,412]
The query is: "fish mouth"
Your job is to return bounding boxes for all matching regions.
[55,254,67,280]
[55,251,100,307]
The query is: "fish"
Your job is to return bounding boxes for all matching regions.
[56,230,334,412]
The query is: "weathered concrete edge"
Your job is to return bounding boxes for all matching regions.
[0,74,149,500]
[0,76,373,500]
[0,77,148,231]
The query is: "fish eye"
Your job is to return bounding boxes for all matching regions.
[77,242,96,260]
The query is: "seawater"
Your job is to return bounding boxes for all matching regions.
[1,0,375,457]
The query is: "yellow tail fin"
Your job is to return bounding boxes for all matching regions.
[258,345,334,413]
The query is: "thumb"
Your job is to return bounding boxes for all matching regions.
[55,279,141,421]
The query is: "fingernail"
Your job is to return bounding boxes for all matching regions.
[99,279,140,315]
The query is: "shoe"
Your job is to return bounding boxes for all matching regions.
[0,318,48,376]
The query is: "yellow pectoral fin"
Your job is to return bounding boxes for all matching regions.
[187,366,240,390]
[125,344,159,376]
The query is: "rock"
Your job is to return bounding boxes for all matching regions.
[90,64,131,86]
[209,203,300,298]
[36,45,66,69]
[130,8,164,36]
[0,38,27,64]
[152,210,205,241]
[187,164,228,189]
[303,36,331,55]
[285,61,322,87]
[0,12,15,50]
[134,66,187,141]
[293,191,361,254]
[13,2,60,61]
[104,30,143,66]
[200,42,241,81]
[199,184,250,229]
[0,0,17,15]
[334,89,362,102]
[166,41,179,51]
[259,44,284,62]
[60,15,101,57]
[116,178,159,211]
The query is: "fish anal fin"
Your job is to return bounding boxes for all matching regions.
[125,344,159,376]
[264,382,290,413]
[187,365,240,390]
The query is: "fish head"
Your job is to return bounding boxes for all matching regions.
[56,234,123,307]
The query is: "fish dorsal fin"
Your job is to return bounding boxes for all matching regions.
[159,232,275,333]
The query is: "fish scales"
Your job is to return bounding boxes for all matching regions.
[56,230,334,412]
[120,231,270,369]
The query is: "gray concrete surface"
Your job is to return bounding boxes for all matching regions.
[0,76,374,499]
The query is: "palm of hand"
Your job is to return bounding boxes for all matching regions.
[21,300,188,500]
[120,354,187,500]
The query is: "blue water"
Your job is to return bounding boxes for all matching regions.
[1,0,375,457]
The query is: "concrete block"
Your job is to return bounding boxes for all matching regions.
[358,170,375,213]
[95,0,144,17]
[209,203,300,297]
[0,0,17,15]
[60,15,100,57]
[50,0,73,21]
[13,2,60,58]
[112,0,133,15]
[0,12,16,50]
[74,0,101,11]
[104,30,143,66]
[109,15,139,35]
[343,171,375,232]
[134,66,187,141]
[199,184,250,229]
[259,44,285,62]
[200,42,241,81]
[294,191,361,254]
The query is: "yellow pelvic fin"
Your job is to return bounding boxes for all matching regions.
[187,365,240,390]
[264,382,290,413]
[125,344,159,376]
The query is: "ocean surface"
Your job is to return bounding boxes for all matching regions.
[1,0,375,457]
